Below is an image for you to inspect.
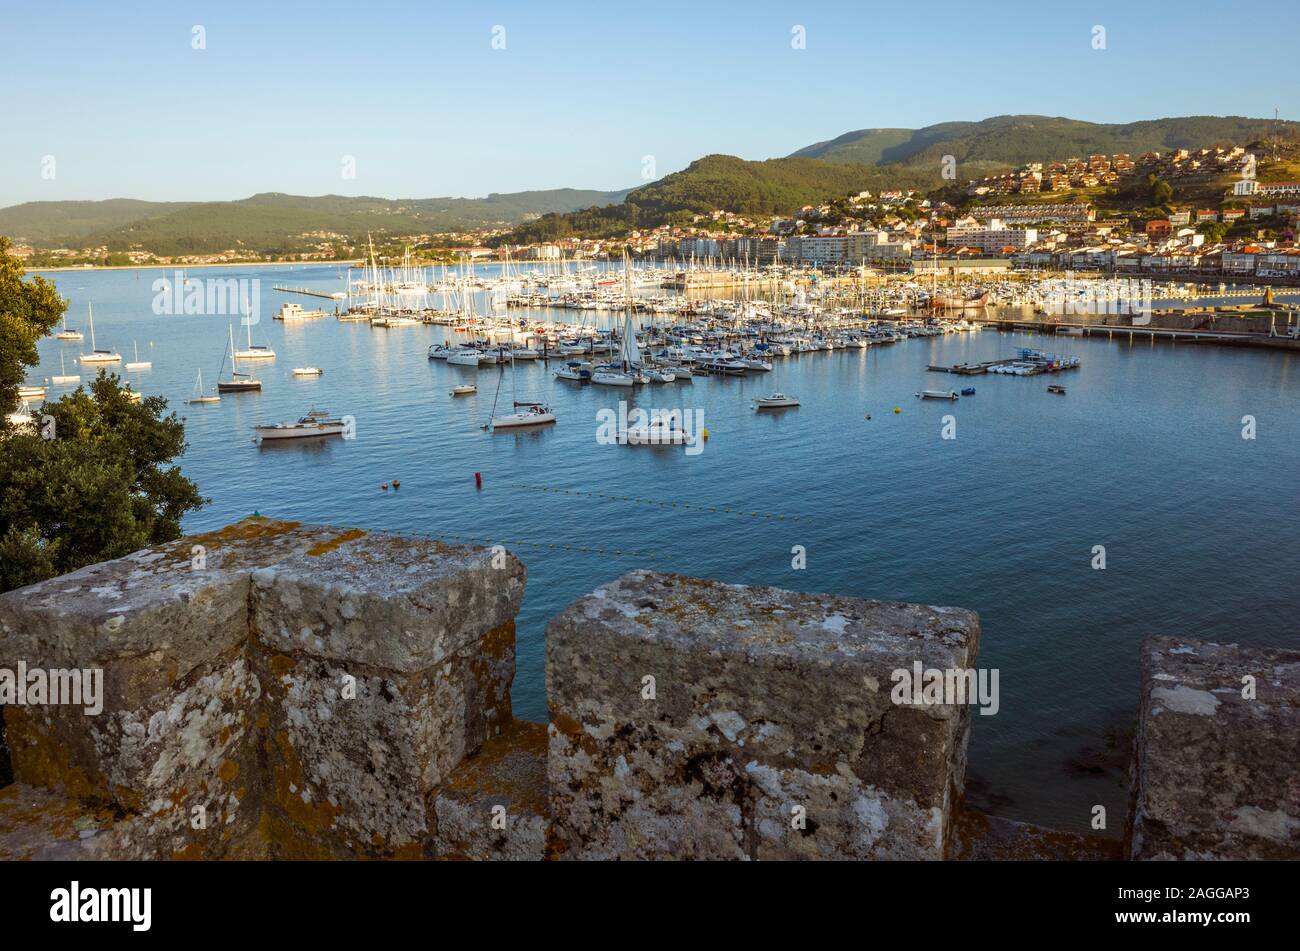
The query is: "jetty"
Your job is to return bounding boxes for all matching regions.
[273,285,346,300]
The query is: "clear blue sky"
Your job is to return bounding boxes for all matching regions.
[1,0,1295,206]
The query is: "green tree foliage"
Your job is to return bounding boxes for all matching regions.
[0,374,207,592]
[0,239,206,593]
[0,236,65,422]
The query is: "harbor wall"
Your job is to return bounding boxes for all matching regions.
[0,518,1295,860]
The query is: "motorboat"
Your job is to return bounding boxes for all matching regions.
[450,384,477,396]
[17,384,46,400]
[753,393,800,409]
[292,367,323,377]
[620,414,694,446]
[447,348,485,367]
[554,361,592,381]
[254,410,346,441]
[1047,384,1067,395]
[274,302,326,320]
[916,389,959,400]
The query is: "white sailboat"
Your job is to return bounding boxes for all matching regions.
[78,304,121,364]
[488,350,556,430]
[52,353,80,385]
[234,314,275,360]
[186,369,220,404]
[125,341,152,371]
[218,324,262,393]
[55,311,83,341]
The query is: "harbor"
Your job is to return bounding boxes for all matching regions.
[16,258,1300,837]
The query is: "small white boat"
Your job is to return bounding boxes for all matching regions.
[510,347,541,360]
[916,389,959,400]
[17,384,46,400]
[450,384,477,396]
[753,393,800,409]
[554,361,592,381]
[186,368,220,404]
[254,410,346,441]
[620,415,694,446]
[490,402,556,429]
[125,341,152,371]
[6,400,34,430]
[292,367,323,377]
[447,348,485,367]
[124,389,142,403]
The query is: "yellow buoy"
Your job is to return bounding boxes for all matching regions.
[893,406,901,414]
[702,428,709,440]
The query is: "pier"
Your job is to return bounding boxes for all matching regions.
[273,285,345,300]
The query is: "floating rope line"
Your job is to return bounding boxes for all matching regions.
[506,482,804,522]
[338,525,659,560]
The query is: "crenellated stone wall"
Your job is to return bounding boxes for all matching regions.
[0,519,1295,860]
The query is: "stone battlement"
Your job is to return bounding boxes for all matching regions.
[0,518,1295,860]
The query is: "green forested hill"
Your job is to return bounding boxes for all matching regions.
[501,154,942,243]
[0,189,631,254]
[0,199,193,246]
[790,115,1300,173]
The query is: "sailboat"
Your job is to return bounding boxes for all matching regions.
[52,353,80,385]
[592,263,640,386]
[217,324,262,393]
[55,311,83,341]
[488,350,555,430]
[233,314,275,360]
[78,304,121,364]
[186,369,221,404]
[125,341,152,371]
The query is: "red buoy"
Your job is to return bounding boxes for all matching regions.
[475,471,482,489]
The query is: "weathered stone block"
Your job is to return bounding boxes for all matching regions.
[431,720,548,860]
[246,529,524,858]
[250,531,526,672]
[1128,637,1300,860]
[546,570,980,860]
[0,518,526,861]
[255,622,515,859]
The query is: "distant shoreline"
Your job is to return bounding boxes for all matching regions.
[31,260,362,274]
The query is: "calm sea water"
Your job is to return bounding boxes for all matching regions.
[26,263,1300,835]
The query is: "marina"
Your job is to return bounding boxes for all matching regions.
[19,259,1300,837]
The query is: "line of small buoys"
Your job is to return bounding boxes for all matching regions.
[408,529,657,559]
[506,482,802,522]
